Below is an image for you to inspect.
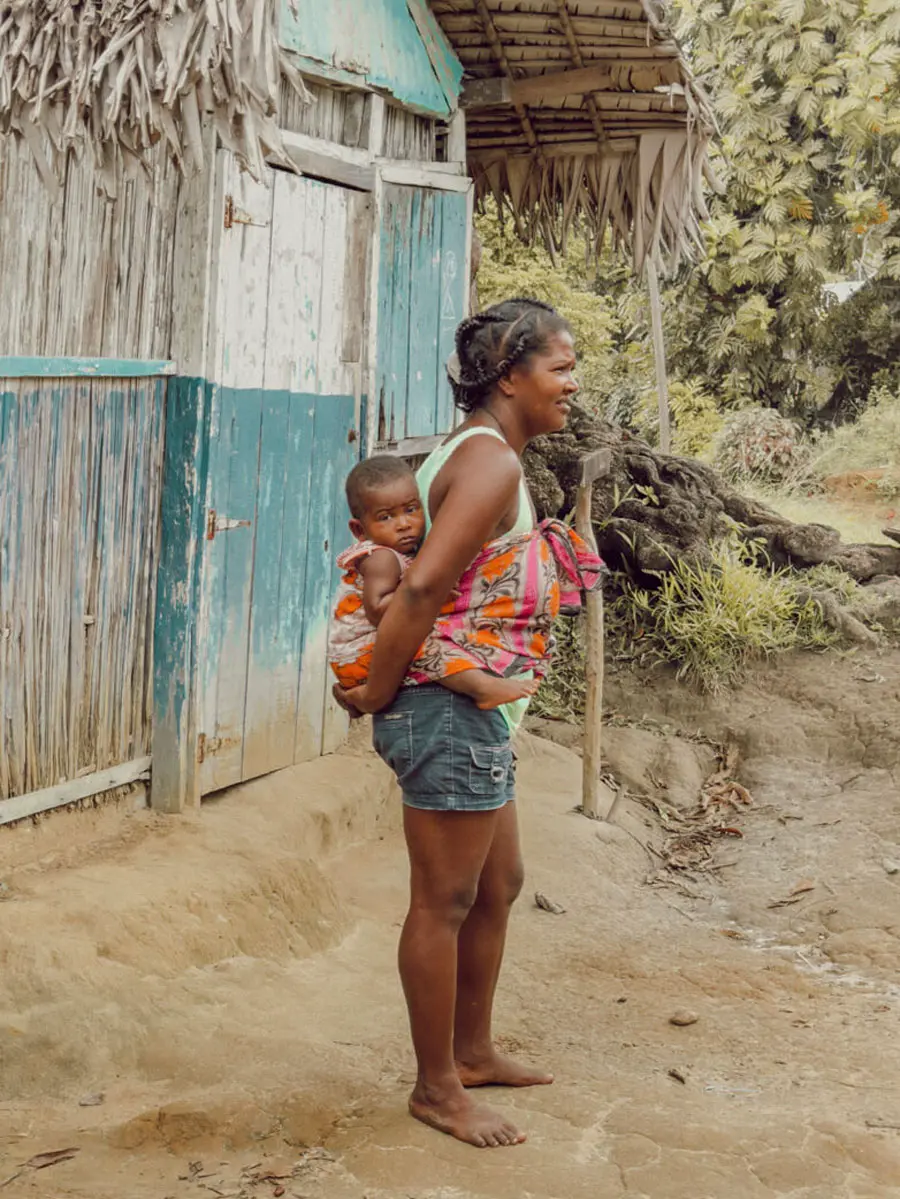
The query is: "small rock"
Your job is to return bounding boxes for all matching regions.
[882,859,900,876]
[669,1010,699,1027]
[78,1092,105,1107]
[534,892,566,915]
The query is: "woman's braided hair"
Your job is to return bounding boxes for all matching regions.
[448,297,572,414]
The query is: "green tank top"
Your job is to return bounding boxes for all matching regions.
[415,426,534,735]
[416,426,533,537]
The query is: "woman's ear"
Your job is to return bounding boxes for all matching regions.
[496,370,516,398]
[349,517,365,540]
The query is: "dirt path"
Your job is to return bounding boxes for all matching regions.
[1,651,898,1198]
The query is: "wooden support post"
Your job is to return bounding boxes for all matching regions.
[447,109,467,165]
[646,256,671,454]
[575,449,611,820]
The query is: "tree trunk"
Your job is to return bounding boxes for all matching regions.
[523,404,900,583]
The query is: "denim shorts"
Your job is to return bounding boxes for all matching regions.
[372,684,515,812]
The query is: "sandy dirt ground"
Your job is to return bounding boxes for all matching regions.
[1,648,898,1198]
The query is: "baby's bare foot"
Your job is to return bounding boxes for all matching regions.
[472,676,539,711]
[456,1051,554,1088]
[409,1081,525,1147]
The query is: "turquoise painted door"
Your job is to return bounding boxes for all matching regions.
[375,184,468,442]
[197,155,368,794]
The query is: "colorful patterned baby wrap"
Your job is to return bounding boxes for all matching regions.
[328,541,411,690]
[328,522,604,690]
[404,519,603,685]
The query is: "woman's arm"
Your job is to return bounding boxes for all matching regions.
[339,438,521,713]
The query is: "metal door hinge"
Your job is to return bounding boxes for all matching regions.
[197,733,206,764]
[206,509,252,540]
[224,195,268,229]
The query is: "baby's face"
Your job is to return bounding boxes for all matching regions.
[356,477,425,555]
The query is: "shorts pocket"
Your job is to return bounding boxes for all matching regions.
[373,711,414,779]
[468,744,513,795]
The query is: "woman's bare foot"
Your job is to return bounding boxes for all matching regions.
[455,1051,554,1089]
[442,671,540,711]
[409,1079,525,1147]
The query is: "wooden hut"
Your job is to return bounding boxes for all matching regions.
[0,0,710,823]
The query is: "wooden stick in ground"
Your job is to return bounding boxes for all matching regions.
[646,256,671,454]
[575,449,611,819]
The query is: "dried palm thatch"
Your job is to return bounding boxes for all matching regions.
[0,0,310,196]
[430,0,716,268]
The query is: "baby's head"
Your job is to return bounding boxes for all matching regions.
[345,455,425,554]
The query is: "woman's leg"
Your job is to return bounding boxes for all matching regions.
[453,801,554,1087]
[401,805,526,1147]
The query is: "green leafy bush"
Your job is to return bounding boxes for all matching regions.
[636,378,725,458]
[713,408,808,483]
[608,536,835,692]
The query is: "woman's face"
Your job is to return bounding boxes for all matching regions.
[502,330,579,435]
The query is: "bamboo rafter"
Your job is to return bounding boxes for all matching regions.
[0,0,311,195]
[430,0,715,267]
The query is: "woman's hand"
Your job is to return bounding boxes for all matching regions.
[332,682,390,716]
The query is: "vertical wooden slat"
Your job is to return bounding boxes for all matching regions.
[293,181,352,762]
[438,189,469,432]
[406,189,442,437]
[196,157,273,794]
[376,185,414,441]
[294,394,355,763]
[242,171,315,780]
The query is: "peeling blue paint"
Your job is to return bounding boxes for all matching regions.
[279,0,462,117]
[152,380,360,806]
[151,376,210,812]
[0,357,176,378]
[376,185,467,439]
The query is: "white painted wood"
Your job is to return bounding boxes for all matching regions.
[375,434,445,457]
[447,109,467,164]
[0,757,151,826]
[378,157,464,175]
[317,185,351,396]
[364,169,385,455]
[241,169,315,782]
[378,163,471,192]
[367,94,386,155]
[198,151,274,795]
[279,129,376,191]
[312,184,354,755]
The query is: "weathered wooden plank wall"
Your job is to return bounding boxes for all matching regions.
[0,376,165,802]
[0,139,179,358]
[383,105,437,161]
[375,183,468,441]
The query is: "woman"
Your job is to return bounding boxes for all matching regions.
[336,298,580,1148]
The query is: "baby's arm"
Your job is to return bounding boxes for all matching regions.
[358,549,404,626]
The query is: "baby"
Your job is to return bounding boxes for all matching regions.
[328,455,538,710]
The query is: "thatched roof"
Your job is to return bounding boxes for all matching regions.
[0,0,310,195]
[0,0,712,266]
[429,0,715,267]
